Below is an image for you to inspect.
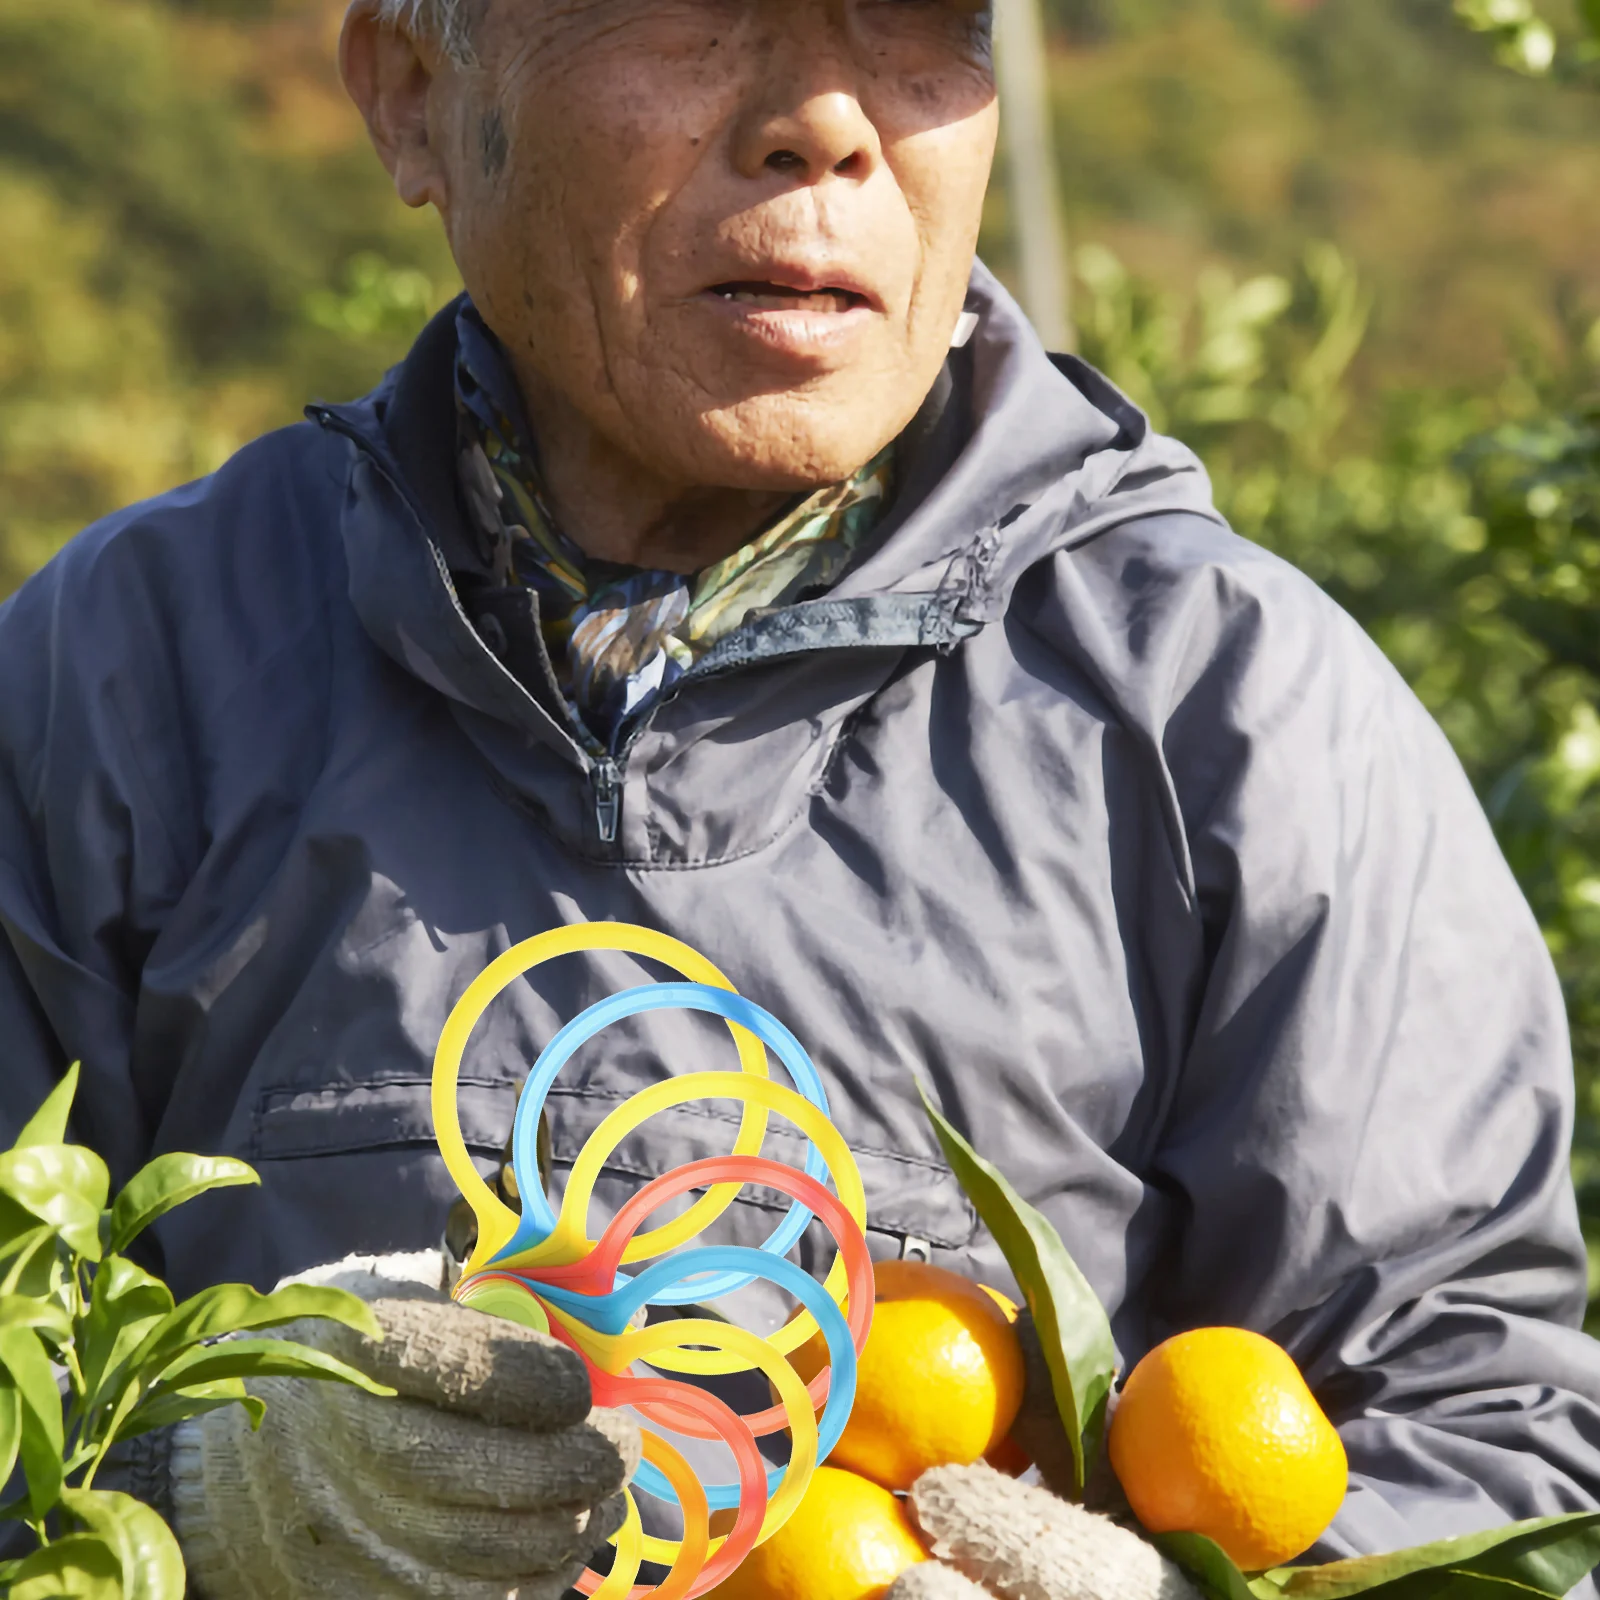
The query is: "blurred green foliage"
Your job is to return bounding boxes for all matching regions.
[0,0,458,590]
[0,0,1598,1303]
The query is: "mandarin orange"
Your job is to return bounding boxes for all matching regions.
[1109,1326,1347,1571]
[702,1464,927,1600]
[793,1259,1026,1492]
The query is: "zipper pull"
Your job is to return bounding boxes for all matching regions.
[592,758,622,844]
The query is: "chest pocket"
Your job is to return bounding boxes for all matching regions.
[250,1072,513,1162]
[542,1083,978,1272]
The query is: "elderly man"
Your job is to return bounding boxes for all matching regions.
[3,0,1599,1596]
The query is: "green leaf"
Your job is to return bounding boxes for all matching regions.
[78,1256,174,1413]
[918,1081,1117,1497]
[6,1532,125,1599]
[117,1378,266,1441]
[0,1194,48,1256]
[0,1145,110,1261]
[151,1336,393,1397]
[0,1293,72,1340]
[60,1488,186,1600]
[120,1281,380,1393]
[0,1326,64,1518]
[0,1224,65,1300]
[1268,1514,1600,1600]
[106,1155,258,1256]
[1156,1533,1275,1600]
[13,1064,81,1150]
[0,1371,20,1489]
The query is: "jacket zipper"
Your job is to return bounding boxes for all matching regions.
[320,397,670,853]
[584,655,749,850]
[591,757,622,844]
[311,406,939,853]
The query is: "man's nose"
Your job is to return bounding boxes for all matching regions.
[730,51,883,184]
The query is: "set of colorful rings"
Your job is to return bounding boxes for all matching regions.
[431,924,873,1600]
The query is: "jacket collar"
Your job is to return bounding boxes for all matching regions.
[310,263,1223,739]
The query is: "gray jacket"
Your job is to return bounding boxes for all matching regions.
[1,265,1596,1563]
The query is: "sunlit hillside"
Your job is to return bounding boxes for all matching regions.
[987,0,1600,398]
[2,0,1596,586]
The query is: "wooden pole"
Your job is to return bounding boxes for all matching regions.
[993,0,1072,350]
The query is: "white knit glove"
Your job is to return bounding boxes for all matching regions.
[170,1251,641,1600]
[888,1463,1201,1600]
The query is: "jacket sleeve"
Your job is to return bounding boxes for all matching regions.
[1090,517,1600,1562]
[0,520,193,1180]
[0,515,219,1554]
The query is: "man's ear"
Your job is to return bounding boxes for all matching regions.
[340,1,451,212]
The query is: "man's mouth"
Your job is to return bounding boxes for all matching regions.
[708,281,871,314]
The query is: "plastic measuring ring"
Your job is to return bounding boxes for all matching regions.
[601,1432,708,1600]
[575,1377,766,1599]
[549,1251,853,1504]
[432,923,877,1597]
[494,985,834,1303]
[453,1103,873,1507]
[589,1492,643,1600]
[516,1154,874,1436]
[495,1071,866,1363]
[578,1311,823,1527]
[553,1304,816,1581]
[430,924,771,1277]
[464,1272,791,1573]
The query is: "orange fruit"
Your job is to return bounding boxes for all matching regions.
[793,1259,1026,1491]
[973,1285,1033,1474]
[1109,1327,1348,1572]
[703,1464,927,1600]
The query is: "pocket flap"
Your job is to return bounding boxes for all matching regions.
[252,1074,516,1160]
[544,1084,976,1251]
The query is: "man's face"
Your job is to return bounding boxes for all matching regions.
[381,0,997,493]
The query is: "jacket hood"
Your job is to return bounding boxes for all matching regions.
[831,261,1223,622]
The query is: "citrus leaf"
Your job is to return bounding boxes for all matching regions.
[79,1256,174,1412]
[96,1376,149,1465]
[117,1378,265,1441]
[0,1371,20,1488]
[0,1326,64,1517]
[6,1532,124,1599]
[152,1337,393,1397]
[60,1488,186,1600]
[107,1156,258,1256]
[0,1197,49,1258]
[121,1282,380,1390]
[0,1293,72,1340]
[1267,1514,1600,1600]
[1156,1532,1277,1600]
[0,1145,109,1261]
[918,1081,1116,1497]
[0,1226,65,1302]
[13,1065,81,1151]
[1292,1569,1552,1600]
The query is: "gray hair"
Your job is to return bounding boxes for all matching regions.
[374,0,478,63]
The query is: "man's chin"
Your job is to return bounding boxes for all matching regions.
[676,387,919,493]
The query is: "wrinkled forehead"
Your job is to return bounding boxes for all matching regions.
[374,0,995,65]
